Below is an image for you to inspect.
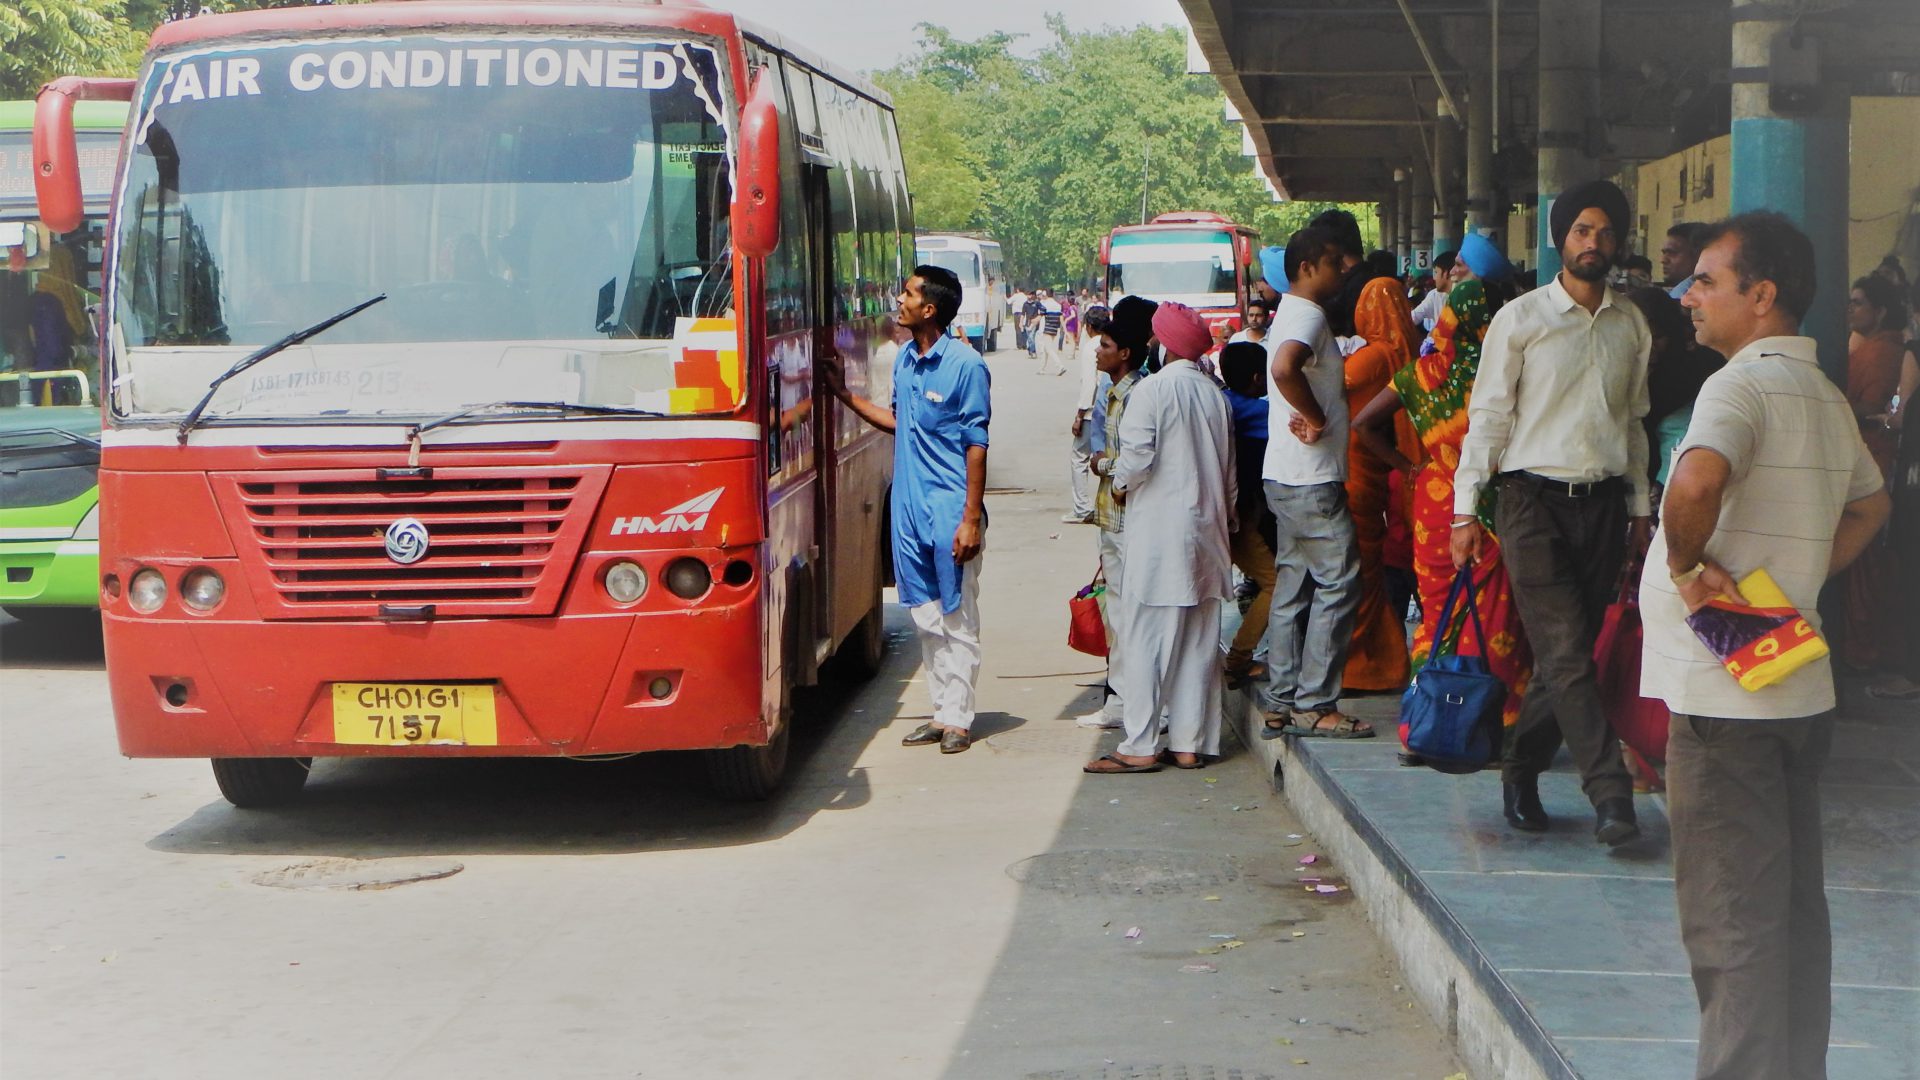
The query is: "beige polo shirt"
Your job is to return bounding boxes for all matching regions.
[1639,336,1885,720]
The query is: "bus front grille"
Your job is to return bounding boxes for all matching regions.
[212,466,611,618]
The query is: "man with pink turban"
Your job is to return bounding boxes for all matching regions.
[1085,300,1236,772]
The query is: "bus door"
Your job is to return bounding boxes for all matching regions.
[801,161,840,678]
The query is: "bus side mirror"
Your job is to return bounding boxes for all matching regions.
[33,77,136,235]
[735,69,782,260]
[1234,233,1252,269]
[1098,236,1110,265]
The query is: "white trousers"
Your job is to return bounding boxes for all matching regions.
[1069,425,1097,518]
[1036,331,1064,374]
[1116,596,1223,758]
[908,558,983,731]
[1097,530,1128,721]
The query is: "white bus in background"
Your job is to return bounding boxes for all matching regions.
[914,234,1006,352]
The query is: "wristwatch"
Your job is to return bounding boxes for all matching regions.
[1670,562,1707,586]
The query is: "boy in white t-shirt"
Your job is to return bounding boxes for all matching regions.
[1258,228,1372,740]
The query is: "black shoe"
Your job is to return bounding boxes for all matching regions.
[901,723,943,747]
[1594,797,1641,846]
[1397,752,1425,768]
[1502,778,1549,832]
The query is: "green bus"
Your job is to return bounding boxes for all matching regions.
[1,98,125,618]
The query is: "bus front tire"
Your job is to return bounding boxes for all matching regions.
[705,722,790,801]
[210,757,311,808]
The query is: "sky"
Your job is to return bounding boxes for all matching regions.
[719,0,1191,75]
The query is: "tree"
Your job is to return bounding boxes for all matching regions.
[0,0,146,97]
[1,0,329,98]
[876,22,1376,287]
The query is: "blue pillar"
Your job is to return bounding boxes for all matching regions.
[1729,106,1850,384]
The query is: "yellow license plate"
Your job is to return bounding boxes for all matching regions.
[330,683,497,746]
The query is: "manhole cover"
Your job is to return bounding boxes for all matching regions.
[1008,849,1241,896]
[253,857,464,891]
[1026,1066,1277,1080]
[986,725,1104,755]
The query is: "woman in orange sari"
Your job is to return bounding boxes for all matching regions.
[1353,277,1532,733]
[1341,277,1414,690]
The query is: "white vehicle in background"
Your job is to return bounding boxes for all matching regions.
[914,234,1006,352]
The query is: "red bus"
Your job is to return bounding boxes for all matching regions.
[33,1,909,804]
[1099,211,1259,332]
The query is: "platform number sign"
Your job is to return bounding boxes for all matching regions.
[1415,249,1432,272]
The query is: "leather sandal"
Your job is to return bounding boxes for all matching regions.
[901,723,944,746]
[1084,753,1162,774]
[1282,709,1376,739]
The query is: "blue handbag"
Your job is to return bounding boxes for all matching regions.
[1400,569,1509,774]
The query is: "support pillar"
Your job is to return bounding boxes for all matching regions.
[1395,168,1413,275]
[1536,0,1602,280]
[1432,96,1462,263]
[1379,196,1397,260]
[1731,0,1850,383]
[1410,161,1434,278]
[1466,68,1499,245]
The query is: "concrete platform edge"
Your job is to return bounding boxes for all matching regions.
[1227,692,1575,1080]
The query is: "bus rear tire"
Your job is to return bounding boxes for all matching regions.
[705,722,790,801]
[211,757,311,808]
[986,330,999,353]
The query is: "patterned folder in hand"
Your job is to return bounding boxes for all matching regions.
[1684,568,1830,692]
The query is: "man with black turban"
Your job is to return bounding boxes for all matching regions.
[1451,178,1654,846]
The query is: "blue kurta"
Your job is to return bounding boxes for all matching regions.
[890,334,991,613]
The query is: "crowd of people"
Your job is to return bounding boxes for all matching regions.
[825,193,1914,1079]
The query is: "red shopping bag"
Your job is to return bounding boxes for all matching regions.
[1593,576,1669,764]
[1068,572,1108,657]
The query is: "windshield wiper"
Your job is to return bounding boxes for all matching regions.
[175,293,387,443]
[407,400,664,440]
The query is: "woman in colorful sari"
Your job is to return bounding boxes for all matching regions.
[1340,277,1415,691]
[1353,274,1532,736]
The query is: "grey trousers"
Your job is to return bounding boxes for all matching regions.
[1261,480,1359,715]
[1493,474,1633,805]
[1667,712,1833,1080]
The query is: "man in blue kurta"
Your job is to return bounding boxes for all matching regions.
[824,265,991,754]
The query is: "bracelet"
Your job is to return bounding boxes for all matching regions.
[1450,517,1477,529]
[1670,562,1707,586]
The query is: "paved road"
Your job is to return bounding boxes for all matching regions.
[1,345,1461,1079]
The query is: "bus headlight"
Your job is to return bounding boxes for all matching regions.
[180,568,226,611]
[129,568,168,613]
[72,503,101,541]
[603,560,648,604]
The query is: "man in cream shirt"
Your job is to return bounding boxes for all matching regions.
[1640,212,1888,1080]
[1451,179,1652,844]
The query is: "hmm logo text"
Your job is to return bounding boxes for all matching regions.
[611,488,724,536]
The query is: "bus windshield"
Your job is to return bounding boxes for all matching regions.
[1106,229,1236,306]
[917,249,981,287]
[111,35,739,421]
[2,130,123,209]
